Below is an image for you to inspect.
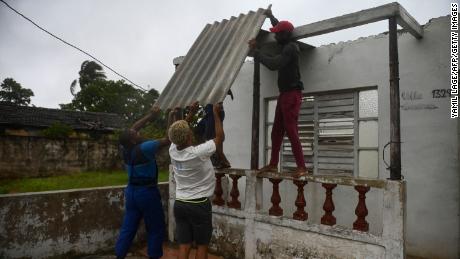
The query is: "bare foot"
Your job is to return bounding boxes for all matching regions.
[292,167,309,178]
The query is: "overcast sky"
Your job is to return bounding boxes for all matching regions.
[0,0,452,108]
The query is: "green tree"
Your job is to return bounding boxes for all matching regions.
[60,61,166,131]
[62,79,159,122]
[70,60,107,96]
[61,61,161,124]
[0,78,34,106]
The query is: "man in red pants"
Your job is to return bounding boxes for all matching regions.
[249,10,308,177]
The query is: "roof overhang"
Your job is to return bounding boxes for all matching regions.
[258,2,423,46]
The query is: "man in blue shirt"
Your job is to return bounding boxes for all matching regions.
[115,105,171,259]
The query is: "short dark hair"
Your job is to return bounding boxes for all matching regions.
[119,129,136,149]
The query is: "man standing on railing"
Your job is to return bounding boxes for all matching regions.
[168,101,224,259]
[249,9,308,178]
[115,105,174,259]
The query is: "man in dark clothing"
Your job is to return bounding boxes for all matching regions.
[195,103,231,169]
[115,106,172,259]
[249,10,308,178]
[195,90,233,169]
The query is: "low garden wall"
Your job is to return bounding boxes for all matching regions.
[0,135,121,179]
[0,183,169,259]
[0,135,171,179]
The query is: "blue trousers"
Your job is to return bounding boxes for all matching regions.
[115,185,165,258]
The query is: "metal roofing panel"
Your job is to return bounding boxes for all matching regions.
[156,7,269,109]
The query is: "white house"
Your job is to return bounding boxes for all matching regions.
[216,15,458,259]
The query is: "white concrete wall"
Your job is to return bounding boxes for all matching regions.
[0,184,170,258]
[223,16,458,259]
[222,61,276,169]
[202,172,405,259]
[252,221,385,259]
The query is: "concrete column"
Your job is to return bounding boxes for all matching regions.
[168,165,176,242]
[382,180,406,259]
[243,170,258,259]
[255,176,264,211]
[222,175,229,205]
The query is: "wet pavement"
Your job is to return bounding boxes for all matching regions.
[80,243,223,259]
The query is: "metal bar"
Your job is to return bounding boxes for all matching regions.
[358,117,379,121]
[264,100,269,165]
[389,17,402,180]
[353,91,360,177]
[313,97,319,175]
[358,147,379,151]
[251,60,261,170]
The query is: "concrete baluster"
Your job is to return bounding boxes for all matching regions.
[228,174,242,209]
[353,185,371,232]
[268,178,283,216]
[293,180,308,221]
[212,173,225,206]
[321,183,337,226]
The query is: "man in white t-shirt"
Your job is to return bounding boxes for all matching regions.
[168,102,224,259]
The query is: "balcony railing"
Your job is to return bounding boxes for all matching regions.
[168,167,406,259]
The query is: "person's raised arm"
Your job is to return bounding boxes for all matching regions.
[185,101,200,124]
[131,105,161,131]
[265,9,279,27]
[166,109,175,128]
[248,38,295,71]
[212,103,224,149]
[256,51,292,70]
[157,109,175,148]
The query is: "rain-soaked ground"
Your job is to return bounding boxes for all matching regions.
[80,243,223,259]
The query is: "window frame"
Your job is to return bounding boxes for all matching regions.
[263,86,379,177]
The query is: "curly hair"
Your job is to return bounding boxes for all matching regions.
[168,120,191,146]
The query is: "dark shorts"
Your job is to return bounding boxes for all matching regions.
[173,198,212,245]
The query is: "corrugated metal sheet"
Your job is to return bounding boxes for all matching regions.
[156,7,269,109]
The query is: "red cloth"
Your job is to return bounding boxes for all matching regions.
[269,90,306,169]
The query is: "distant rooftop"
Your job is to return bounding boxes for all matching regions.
[0,102,124,131]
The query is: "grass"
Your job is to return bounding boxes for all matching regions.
[0,169,169,194]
